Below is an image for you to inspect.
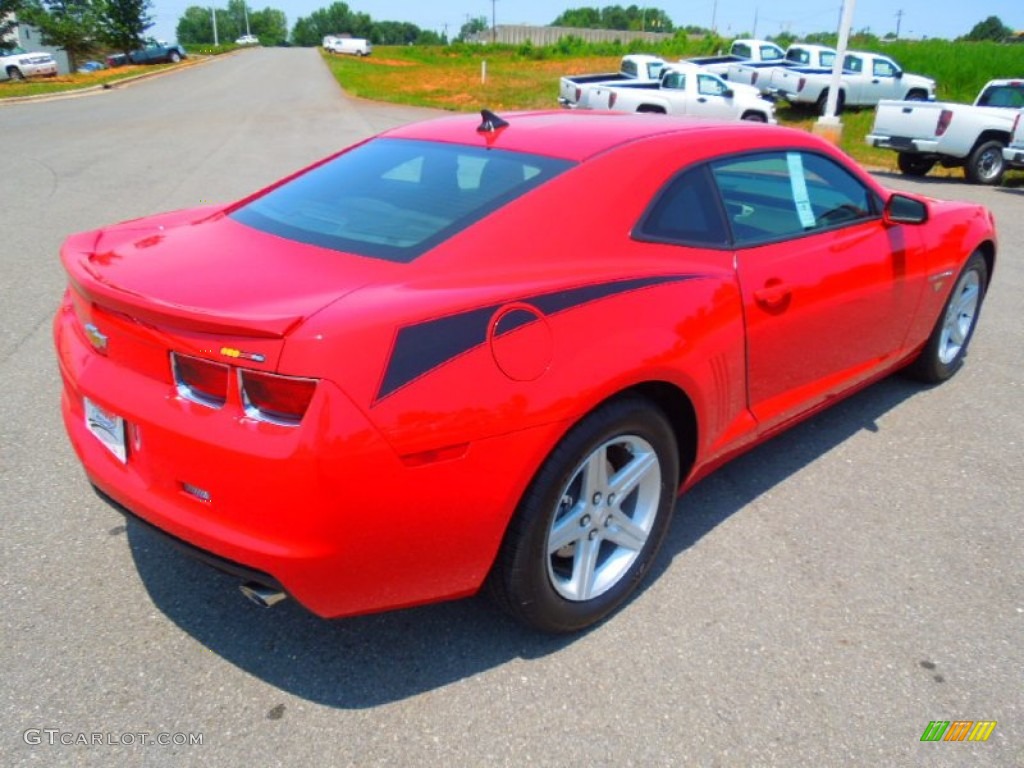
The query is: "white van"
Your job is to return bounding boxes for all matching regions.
[323,37,372,56]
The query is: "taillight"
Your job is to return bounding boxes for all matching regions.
[172,353,229,408]
[798,77,806,92]
[239,370,317,426]
[1012,112,1022,134]
[752,72,759,86]
[935,109,953,137]
[574,86,581,103]
[609,91,617,108]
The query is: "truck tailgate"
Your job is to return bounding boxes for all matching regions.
[870,100,946,141]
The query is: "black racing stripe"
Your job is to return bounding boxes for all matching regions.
[375,274,700,402]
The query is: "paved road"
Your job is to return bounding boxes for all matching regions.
[3,48,1021,766]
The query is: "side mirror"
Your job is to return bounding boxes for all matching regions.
[723,88,734,98]
[884,193,928,224]
[894,70,903,79]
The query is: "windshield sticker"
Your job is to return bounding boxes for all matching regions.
[786,152,817,229]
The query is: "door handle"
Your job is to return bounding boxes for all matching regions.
[754,281,791,310]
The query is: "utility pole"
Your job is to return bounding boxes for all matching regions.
[211,7,218,45]
[490,0,497,44]
[895,9,903,38]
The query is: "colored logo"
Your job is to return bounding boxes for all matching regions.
[84,323,108,353]
[219,347,266,363]
[921,721,997,742]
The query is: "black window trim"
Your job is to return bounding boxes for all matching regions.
[633,147,884,251]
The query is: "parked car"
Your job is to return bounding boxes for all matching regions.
[868,79,1024,185]
[558,54,667,108]
[1,47,58,81]
[578,62,776,122]
[322,36,371,56]
[54,110,995,633]
[76,60,107,73]
[107,40,187,67]
[681,38,786,77]
[771,50,935,114]
[725,43,837,94]
[235,35,260,45]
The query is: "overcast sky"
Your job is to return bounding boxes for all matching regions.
[150,1,1023,45]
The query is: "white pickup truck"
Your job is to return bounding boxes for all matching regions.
[578,62,776,123]
[726,44,836,95]
[558,54,666,108]
[772,50,935,114]
[1,47,59,81]
[867,79,1024,185]
[682,39,785,77]
[1004,108,1024,171]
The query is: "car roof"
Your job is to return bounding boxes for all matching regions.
[380,110,805,163]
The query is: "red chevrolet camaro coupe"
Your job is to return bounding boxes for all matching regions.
[55,111,995,632]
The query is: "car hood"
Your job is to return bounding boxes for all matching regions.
[61,206,396,338]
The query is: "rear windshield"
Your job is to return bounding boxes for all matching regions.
[976,83,1024,108]
[231,138,573,262]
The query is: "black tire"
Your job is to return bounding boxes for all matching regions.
[817,88,844,116]
[964,139,1006,185]
[741,111,768,122]
[906,251,988,383]
[487,396,679,633]
[169,51,181,64]
[905,89,928,101]
[7,66,24,81]
[897,152,936,177]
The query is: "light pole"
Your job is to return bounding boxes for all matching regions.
[814,0,856,144]
[211,7,218,45]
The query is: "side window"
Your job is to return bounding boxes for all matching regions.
[760,44,783,61]
[710,152,880,247]
[697,74,726,96]
[663,71,686,90]
[844,55,863,73]
[732,43,751,59]
[648,62,664,79]
[621,60,638,78]
[873,59,896,77]
[635,165,729,247]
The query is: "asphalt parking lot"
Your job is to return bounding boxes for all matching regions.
[2,48,1021,766]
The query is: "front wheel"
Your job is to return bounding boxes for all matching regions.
[906,251,988,383]
[169,51,181,63]
[7,66,24,81]
[897,152,935,177]
[741,111,768,122]
[965,140,1006,185]
[487,396,679,633]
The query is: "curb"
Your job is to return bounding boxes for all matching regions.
[0,53,226,105]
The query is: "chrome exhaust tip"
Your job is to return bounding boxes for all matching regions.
[240,582,287,608]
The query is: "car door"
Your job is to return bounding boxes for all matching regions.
[689,73,738,119]
[710,150,927,432]
[857,56,903,105]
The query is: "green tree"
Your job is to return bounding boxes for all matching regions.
[20,0,101,69]
[2,0,26,47]
[963,15,1012,42]
[176,5,214,44]
[249,7,287,45]
[455,15,486,42]
[100,0,154,53]
[291,2,371,46]
[551,6,673,33]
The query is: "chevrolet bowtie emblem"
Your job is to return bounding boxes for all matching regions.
[84,323,109,353]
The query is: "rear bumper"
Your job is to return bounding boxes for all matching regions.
[866,134,942,155]
[1004,146,1024,169]
[54,297,559,619]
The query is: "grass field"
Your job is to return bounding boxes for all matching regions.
[322,42,1024,178]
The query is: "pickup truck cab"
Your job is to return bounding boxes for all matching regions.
[1,47,59,81]
[683,39,785,77]
[578,62,776,123]
[726,44,836,94]
[773,50,935,114]
[868,79,1024,185]
[559,54,666,108]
